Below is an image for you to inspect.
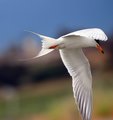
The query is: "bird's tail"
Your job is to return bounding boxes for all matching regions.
[33,32,56,58]
[23,31,57,60]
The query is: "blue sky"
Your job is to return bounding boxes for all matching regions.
[0,0,113,52]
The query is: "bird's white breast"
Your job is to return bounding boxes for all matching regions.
[58,36,96,49]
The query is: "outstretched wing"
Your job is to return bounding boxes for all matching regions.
[63,28,108,41]
[59,49,92,120]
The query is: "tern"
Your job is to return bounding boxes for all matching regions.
[25,28,108,120]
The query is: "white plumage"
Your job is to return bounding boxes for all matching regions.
[59,49,92,120]
[63,28,108,41]
[25,28,108,120]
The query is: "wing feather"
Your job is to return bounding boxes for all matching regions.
[60,49,92,120]
[63,28,108,41]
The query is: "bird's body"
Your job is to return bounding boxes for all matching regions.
[57,36,95,49]
[26,28,108,120]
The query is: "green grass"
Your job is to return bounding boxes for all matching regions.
[0,101,6,117]
[0,73,113,120]
[0,79,74,120]
[19,88,72,115]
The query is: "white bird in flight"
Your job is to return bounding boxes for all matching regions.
[25,28,108,120]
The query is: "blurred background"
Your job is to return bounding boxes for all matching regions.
[0,0,113,120]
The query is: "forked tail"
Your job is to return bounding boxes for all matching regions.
[24,31,57,59]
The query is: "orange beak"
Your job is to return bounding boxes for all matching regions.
[96,44,104,54]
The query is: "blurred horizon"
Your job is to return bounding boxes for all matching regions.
[0,0,113,52]
[0,0,113,120]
